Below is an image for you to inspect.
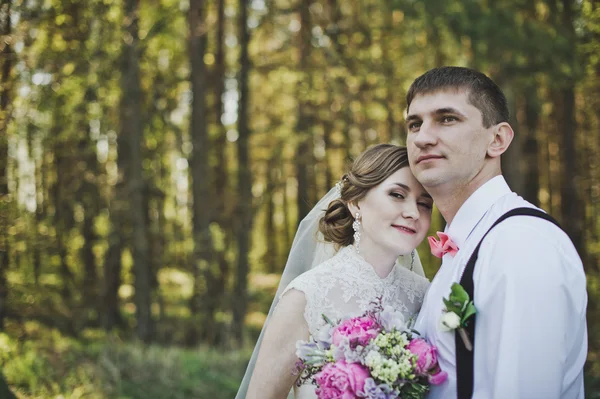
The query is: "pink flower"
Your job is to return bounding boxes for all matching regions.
[315,361,370,399]
[428,232,459,258]
[406,338,438,374]
[331,316,379,347]
[428,367,448,385]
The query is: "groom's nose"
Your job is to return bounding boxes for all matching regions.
[413,121,438,148]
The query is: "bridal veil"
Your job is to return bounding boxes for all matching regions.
[234,186,425,398]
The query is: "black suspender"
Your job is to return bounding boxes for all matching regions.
[455,207,562,399]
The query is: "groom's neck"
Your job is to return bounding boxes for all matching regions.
[429,170,502,226]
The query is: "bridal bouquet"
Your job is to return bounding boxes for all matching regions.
[294,302,447,399]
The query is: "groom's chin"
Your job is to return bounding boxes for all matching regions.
[413,170,446,188]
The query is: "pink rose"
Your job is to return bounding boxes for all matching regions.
[315,361,370,399]
[406,338,438,374]
[428,367,448,385]
[331,316,379,347]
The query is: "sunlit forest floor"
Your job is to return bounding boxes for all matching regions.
[1,321,599,399]
[2,321,250,399]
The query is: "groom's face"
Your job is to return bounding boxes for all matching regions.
[405,90,495,189]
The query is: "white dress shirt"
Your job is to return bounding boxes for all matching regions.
[415,176,588,399]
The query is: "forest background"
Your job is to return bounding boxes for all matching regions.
[0,0,599,397]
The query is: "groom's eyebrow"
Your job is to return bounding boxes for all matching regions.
[405,114,421,124]
[406,107,466,122]
[435,107,466,118]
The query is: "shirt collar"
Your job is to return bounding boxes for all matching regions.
[446,175,512,249]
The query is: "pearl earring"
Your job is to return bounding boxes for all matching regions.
[352,212,361,253]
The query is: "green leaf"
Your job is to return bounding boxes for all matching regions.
[443,298,461,314]
[449,283,470,303]
[321,314,335,326]
[461,302,477,324]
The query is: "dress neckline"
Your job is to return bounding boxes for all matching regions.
[340,245,399,283]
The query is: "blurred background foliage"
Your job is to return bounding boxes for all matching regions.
[0,0,599,397]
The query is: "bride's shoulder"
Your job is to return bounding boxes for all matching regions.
[280,249,345,297]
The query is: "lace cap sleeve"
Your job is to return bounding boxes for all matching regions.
[280,271,315,299]
[278,271,320,332]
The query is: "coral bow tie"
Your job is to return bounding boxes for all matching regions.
[428,232,459,258]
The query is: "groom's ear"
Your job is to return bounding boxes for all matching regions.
[487,122,514,158]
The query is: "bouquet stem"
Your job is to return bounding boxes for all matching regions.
[458,328,473,351]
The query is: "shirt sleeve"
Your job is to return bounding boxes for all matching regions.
[471,219,587,399]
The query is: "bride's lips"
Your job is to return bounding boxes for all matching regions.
[416,154,444,164]
[392,224,417,234]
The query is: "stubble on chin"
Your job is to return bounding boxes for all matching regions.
[413,167,445,188]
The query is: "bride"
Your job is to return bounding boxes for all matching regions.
[237,144,434,399]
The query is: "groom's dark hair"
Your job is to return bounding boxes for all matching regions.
[406,66,509,128]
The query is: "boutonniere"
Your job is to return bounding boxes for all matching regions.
[439,283,477,351]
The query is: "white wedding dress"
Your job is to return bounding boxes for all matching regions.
[281,245,430,399]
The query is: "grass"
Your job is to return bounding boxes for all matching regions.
[587,351,600,399]
[2,322,251,399]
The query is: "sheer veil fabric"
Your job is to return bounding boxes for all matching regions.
[234,187,426,399]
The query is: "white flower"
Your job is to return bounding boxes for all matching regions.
[296,341,329,366]
[365,350,383,367]
[379,305,407,332]
[314,324,333,344]
[439,312,461,332]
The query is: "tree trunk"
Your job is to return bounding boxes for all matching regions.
[76,81,101,316]
[31,124,45,286]
[51,98,75,307]
[214,0,228,215]
[295,0,314,225]
[78,131,101,318]
[103,228,124,330]
[232,0,252,346]
[209,0,231,344]
[383,43,398,144]
[559,0,585,257]
[544,121,556,216]
[81,209,97,303]
[0,370,16,399]
[322,119,334,190]
[522,86,540,206]
[71,0,101,317]
[120,0,152,342]
[265,155,278,273]
[559,85,584,250]
[0,0,12,330]
[501,86,524,195]
[103,81,127,330]
[188,0,219,344]
[282,174,292,251]
[296,137,310,225]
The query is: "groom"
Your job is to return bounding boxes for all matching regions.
[406,67,588,398]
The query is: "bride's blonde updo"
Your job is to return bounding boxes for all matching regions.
[319,144,409,247]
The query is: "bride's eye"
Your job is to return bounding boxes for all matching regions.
[390,192,405,199]
[418,202,433,210]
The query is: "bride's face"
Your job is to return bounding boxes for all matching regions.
[351,167,433,257]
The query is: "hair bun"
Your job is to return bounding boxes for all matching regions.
[319,199,354,247]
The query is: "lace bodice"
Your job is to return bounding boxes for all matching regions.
[281,246,430,398]
[282,245,430,342]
